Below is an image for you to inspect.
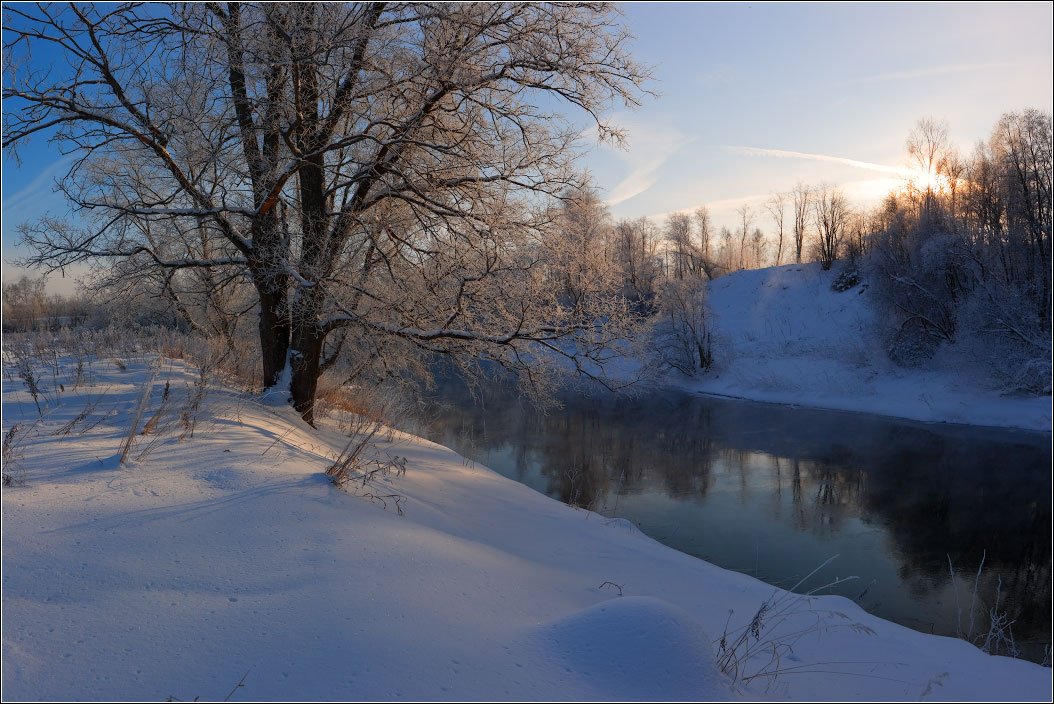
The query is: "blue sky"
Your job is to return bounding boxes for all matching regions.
[593,2,1053,224]
[3,2,1052,292]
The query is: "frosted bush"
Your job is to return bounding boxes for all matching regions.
[831,267,861,292]
[886,319,943,367]
[957,284,1052,395]
[652,278,716,377]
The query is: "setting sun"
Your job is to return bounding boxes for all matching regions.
[908,166,951,193]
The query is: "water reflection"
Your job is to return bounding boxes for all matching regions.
[405,381,1051,662]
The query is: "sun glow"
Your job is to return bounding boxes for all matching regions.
[908,166,951,194]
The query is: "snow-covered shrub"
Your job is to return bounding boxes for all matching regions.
[867,213,967,365]
[831,267,860,292]
[957,282,1052,394]
[652,278,716,376]
[886,318,942,367]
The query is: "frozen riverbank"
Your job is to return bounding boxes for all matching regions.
[2,357,1050,700]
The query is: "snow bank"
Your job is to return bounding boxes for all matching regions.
[685,263,1051,432]
[2,357,1050,701]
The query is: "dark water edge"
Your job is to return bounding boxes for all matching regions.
[400,376,1052,664]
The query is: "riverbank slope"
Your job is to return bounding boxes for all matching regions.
[682,263,1051,432]
[2,356,1050,700]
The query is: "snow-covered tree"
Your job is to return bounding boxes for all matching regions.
[813,185,849,271]
[546,182,618,307]
[612,216,662,306]
[5,2,650,422]
[735,205,753,271]
[665,212,700,280]
[766,192,787,266]
[693,206,713,264]
[865,111,1051,387]
[791,182,812,264]
[653,277,714,376]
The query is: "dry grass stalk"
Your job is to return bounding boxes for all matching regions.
[141,380,171,436]
[2,419,40,487]
[179,361,212,441]
[52,398,99,437]
[118,365,158,465]
[15,356,45,417]
[715,556,870,692]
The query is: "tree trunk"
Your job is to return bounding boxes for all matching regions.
[289,324,325,426]
[285,7,341,425]
[257,281,291,390]
[250,213,291,391]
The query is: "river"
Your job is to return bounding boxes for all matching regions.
[402,379,1051,663]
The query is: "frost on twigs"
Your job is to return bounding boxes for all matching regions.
[947,551,1022,659]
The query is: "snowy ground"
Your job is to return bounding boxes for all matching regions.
[681,263,1051,432]
[2,355,1050,701]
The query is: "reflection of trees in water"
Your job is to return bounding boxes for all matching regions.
[532,406,719,508]
[866,442,1048,562]
[805,457,865,533]
[423,389,1047,585]
[423,390,720,508]
[716,449,865,536]
[1003,522,1051,654]
[415,381,1050,655]
[863,441,1051,652]
[723,423,1049,650]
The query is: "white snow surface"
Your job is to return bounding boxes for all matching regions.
[2,357,1051,701]
[682,263,1052,432]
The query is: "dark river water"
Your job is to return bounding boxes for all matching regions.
[402,380,1052,663]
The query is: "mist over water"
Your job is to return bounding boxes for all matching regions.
[404,379,1052,662]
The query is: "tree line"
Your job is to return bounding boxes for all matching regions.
[539,110,1053,387]
[866,111,1051,390]
[5,3,1048,403]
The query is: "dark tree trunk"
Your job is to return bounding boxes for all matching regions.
[224,3,294,392]
[249,209,291,391]
[257,281,291,389]
[287,6,328,425]
[289,325,324,425]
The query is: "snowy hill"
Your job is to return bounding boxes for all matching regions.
[688,263,1051,432]
[2,355,1051,701]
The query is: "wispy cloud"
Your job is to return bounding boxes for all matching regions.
[702,192,774,212]
[853,61,1021,85]
[643,192,777,226]
[696,65,737,86]
[2,156,73,208]
[1,157,75,242]
[600,117,694,207]
[725,146,908,176]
